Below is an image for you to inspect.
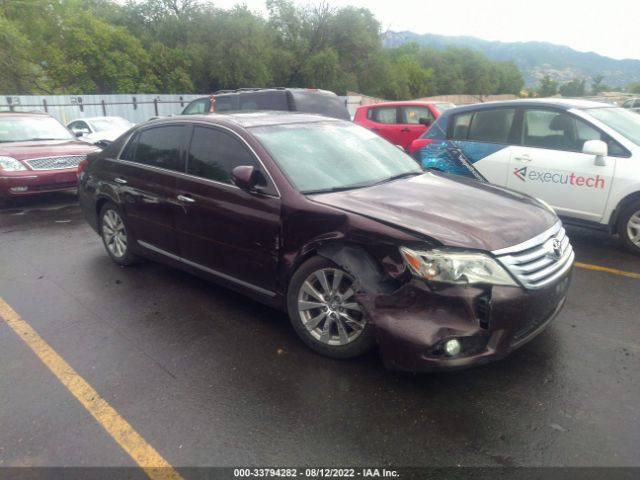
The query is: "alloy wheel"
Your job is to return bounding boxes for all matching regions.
[102,209,128,258]
[297,268,366,346]
[627,210,640,247]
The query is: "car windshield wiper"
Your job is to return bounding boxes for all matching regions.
[20,137,70,141]
[304,171,423,195]
[370,171,423,186]
[303,182,374,195]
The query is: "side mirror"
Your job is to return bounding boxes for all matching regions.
[419,117,432,127]
[231,165,265,192]
[94,139,112,149]
[583,139,608,166]
[72,128,87,137]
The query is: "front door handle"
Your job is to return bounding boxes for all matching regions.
[513,155,532,162]
[114,177,127,184]
[400,128,410,133]
[177,194,195,204]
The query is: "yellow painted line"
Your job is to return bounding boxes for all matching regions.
[575,262,640,280]
[0,298,183,480]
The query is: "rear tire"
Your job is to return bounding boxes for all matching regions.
[287,256,376,359]
[99,202,138,266]
[617,200,640,255]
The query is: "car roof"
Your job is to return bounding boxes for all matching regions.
[0,111,50,117]
[357,101,450,109]
[442,98,616,115]
[149,111,344,129]
[68,116,127,122]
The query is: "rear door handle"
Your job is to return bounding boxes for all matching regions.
[114,177,127,184]
[177,194,195,204]
[513,155,532,162]
[400,128,410,133]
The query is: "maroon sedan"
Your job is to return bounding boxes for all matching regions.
[78,112,574,371]
[0,112,98,197]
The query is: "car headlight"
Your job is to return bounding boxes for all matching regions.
[0,156,27,172]
[399,247,518,287]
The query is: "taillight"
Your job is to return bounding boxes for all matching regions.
[77,158,89,179]
[408,138,433,155]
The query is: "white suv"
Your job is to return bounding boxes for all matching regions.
[414,99,640,254]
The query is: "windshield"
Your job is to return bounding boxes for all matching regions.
[91,118,132,132]
[0,116,73,142]
[584,107,640,146]
[251,122,422,194]
[433,103,456,114]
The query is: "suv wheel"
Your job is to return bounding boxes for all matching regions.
[618,200,640,255]
[287,256,376,359]
[99,202,138,265]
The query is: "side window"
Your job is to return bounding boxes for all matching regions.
[467,108,515,143]
[133,126,186,172]
[184,99,210,114]
[214,96,236,112]
[400,106,434,125]
[622,99,634,108]
[367,106,397,124]
[119,132,138,161]
[450,112,473,140]
[521,109,626,155]
[70,121,89,131]
[238,91,288,111]
[187,126,260,184]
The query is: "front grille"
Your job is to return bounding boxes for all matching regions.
[493,222,575,290]
[25,155,85,170]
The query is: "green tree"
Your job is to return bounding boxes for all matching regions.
[0,13,44,93]
[495,61,524,95]
[559,77,586,97]
[625,81,640,94]
[537,74,558,97]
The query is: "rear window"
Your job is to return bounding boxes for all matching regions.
[290,91,350,120]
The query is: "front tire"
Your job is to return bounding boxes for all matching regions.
[287,256,376,359]
[618,200,640,255]
[99,202,138,266]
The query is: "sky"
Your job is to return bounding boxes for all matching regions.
[208,0,640,60]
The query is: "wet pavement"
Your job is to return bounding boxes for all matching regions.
[0,192,639,469]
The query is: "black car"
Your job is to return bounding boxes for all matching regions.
[78,112,573,371]
[181,87,351,120]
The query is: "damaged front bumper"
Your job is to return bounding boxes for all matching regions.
[356,270,572,372]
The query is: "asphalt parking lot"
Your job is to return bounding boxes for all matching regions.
[1,192,639,475]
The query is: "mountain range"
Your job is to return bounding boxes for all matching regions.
[382,31,640,88]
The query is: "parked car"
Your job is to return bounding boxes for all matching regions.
[621,97,640,114]
[181,88,351,120]
[78,112,573,371]
[353,101,455,151]
[412,99,640,255]
[0,112,98,197]
[67,116,134,144]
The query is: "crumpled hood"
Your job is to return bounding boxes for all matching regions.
[0,140,98,161]
[309,172,558,252]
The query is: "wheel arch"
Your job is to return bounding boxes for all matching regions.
[609,190,640,233]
